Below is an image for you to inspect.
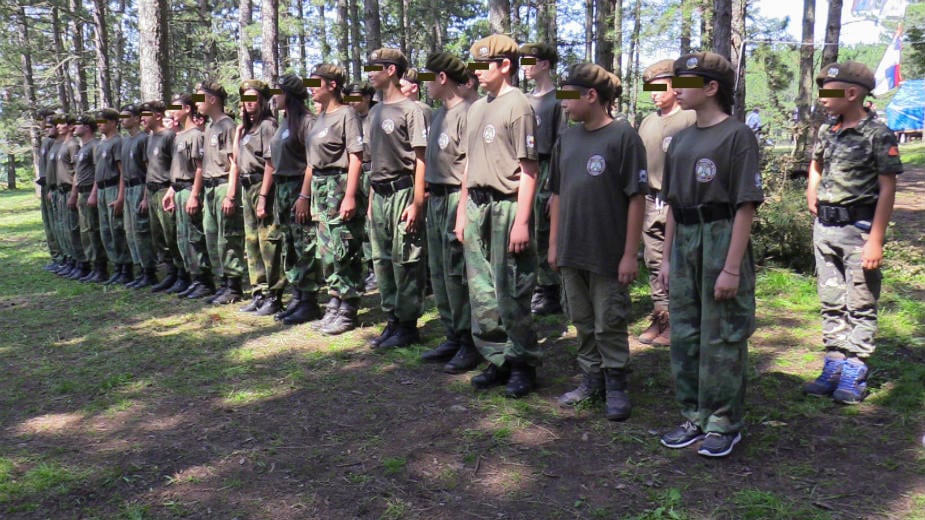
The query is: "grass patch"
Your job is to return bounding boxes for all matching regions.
[900,142,925,168]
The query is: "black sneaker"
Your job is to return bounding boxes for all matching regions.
[660,420,705,449]
[697,432,742,458]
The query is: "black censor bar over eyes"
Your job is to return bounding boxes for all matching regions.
[467,62,489,70]
[363,65,383,72]
[671,76,705,88]
[241,95,258,101]
[344,95,363,102]
[191,94,206,102]
[521,57,537,65]
[269,88,282,95]
[555,90,580,100]
[303,78,322,87]
[119,114,131,119]
[417,72,436,81]
[643,83,668,91]
[167,104,182,110]
[819,88,846,98]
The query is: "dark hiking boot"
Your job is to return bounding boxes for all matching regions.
[113,264,134,285]
[639,309,668,344]
[322,299,359,336]
[283,291,322,325]
[364,269,378,292]
[275,288,302,321]
[240,293,265,313]
[166,270,191,294]
[211,277,243,305]
[70,262,91,280]
[132,268,158,290]
[557,372,604,407]
[443,336,482,374]
[832,357,868,405]
[311,296,341,330]
[85,263,109,283]
[803,352,846,397]
[103,264,124,285]
[150,266,177,292]
[603,368,632,421]
[186,276,216,299]
[421,334,460,362]
[254,294,283,317]
[377,322,421,349]
[370,316,399,349]
[504,358,536,398]
[206,277,228,304]
[471,362,511,390]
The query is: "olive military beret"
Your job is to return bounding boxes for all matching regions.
[673,52,735,88]
[643,59,675,83]
[369,48,409,70]
[424,52,469,84]
[518,42,557,65]
[816,61,875,91]
[278,73,307,99]
[470,34,519,61]
[562,63,617,101]
[312,63,347,87]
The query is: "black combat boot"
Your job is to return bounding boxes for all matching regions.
[531,284,562,316]
[603,368,632,421]
[321,298,359,335]
[275,288,302,321]
[369,314,399,348]
[421,332,460,362]
[103,264,124,285]
[150,265,177,292]
[69,262,91,280]
[84,261,109,283]
[377,321,420,349]
[113,264,134,285]
[78,262,99,282]
[185,275,216,299]
[132,268,158,290]
[52,259,73,275]
[471,362,511,390]
[311,296,341,330]
[443,334,482,374]
[166,269,191,294]
[239,292,265,312]
[283,291,322,325]
[254,292,282,316]
[504,357,537,398]
[206,276,228,304]
[211,277,243,305]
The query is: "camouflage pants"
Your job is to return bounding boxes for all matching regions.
[669,219,754,434]
[813,220,882,358]
[361,165,372,264]
[534,160,559,287]
[203,183,246,280]
[426,189,470,337]
[243,182,285,294]
[313,173,366,300]
[463,197,539,366]
[174,189,211,276]
[561,267,631,374]
[40,185,63,262]
[56,190,85,262]
[369,184,425,323]
[643,195,670,311]
[77,191,105,264]
[148,187,184,269]
[123,184,156,270]
[275,176,320,292]
[97,185,131,266]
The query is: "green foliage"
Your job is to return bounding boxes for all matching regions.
[723,489,833,520]
[752,153,816,273]
[904,3,925,79]
[626,488,687,520]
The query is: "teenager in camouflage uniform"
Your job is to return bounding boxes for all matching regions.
[346,82,378,292]
[142,102,179,288]
[657,52,763,458]
[94,109,134,285]
[37,111,65,271]
[549,63,647,421]
[417,52,482,373]
[365,48,429,350]
[118,104,159,290]
[72,114,105,282]
[802,61,903,405]
[456,34,540,398]
[233,80,282,315]
[46,115,79,277]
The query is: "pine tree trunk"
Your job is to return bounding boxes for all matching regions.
[69,0,89,112]
[713,0,732,59]
[489,0,511,34]
[262,0,279,85]
[51,6,71,113]
[812,0,842,144]
[138,0,168,102]
[731,0,746,119]
[240,0,254,79]
[680,0,692,54]
[399,0,409,58]
[92,0,113,107]
[700,0,713,50]
[317,3,331,61]
[584,0,594,61]
[595,0,614,71]
[613,0,622,78]
[113,0,126,107]
[350,0,362,80]
[199,0,216,70]
[793,0,815,168]
[365,0,382,51]
[336,0,350,71]
[17,5,40,185]
[629,0,642,123]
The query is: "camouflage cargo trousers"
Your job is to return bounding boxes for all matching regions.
[813,220,882,358]
[97,184,131,266]
[40,185,63,262]
[463,196,540,367]
[149,186,184,269]
[369,183,425,323]
[275,175,320,292]
[533,159,559,288]
[77,191,105,264]
[312,172,366,300]
[426,188,470,337]
[560,267,631,374]
[56,190,85,262]
[669,218,755,435]
[123,184,156,270]
[361,165,372,264]
[643,195,670,311]
[174,188,211,276]
[202,182,246,280]
[243,182,285,294]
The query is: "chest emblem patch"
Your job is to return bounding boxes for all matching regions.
[438,132,450,150]
[694,158,716,183]
[317,127,329,139]
[281,129,290,140]
[381,119,395,134]
[482,124,496,144]
[586,155,605,176]
[242,134,252,145]
[662,136,672,152]
[210,134,219,146]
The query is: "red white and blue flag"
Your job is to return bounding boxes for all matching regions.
[873,25,902,96]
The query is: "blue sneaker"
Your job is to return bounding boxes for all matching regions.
[803,354,845,397]
[832,358,868,405]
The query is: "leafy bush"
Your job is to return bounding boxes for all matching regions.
[752,151,816,273]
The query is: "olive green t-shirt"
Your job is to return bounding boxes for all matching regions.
[424,100,470,186]
[146,129,175,184]
[94,136,122,183]
[526,89,566,157]
[39,137,54,180]
[417,100,434,128]
[270,114,314,177]
[46,140,62,186]
[236,119,277,176]
[637,107,697,192]
[120,131,148,184]
[171,127,204,183]
[549,120,648,275]
[75,138,98,187]
[202,116,236,179]
[307,106,364,171]
[662,117,764,209]
[368,98,427,182]
[55,137,80,186]
[355,110,371,163]
[466,87,538,194]
[812,109,903,206]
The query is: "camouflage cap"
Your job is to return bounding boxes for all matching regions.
[643,59,675,83]
[562,63,616,101]
[140,100,166,114]
[239,78,270,98]
[196,80,228,101]
[369,48,409,70]
[815,61,875,91]
[470,34,519,61]
[518,42,557,65]
[673,52,734,88]
[424,52,468,84]
[97,108,120,121]
[278,73,308,99]
[312,63,347,87]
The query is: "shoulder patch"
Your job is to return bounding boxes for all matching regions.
[888,146,899,157]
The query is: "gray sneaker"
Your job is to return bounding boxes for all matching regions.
[660,420,705,449]
[557,372,604,407]
[697,432,742,458]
